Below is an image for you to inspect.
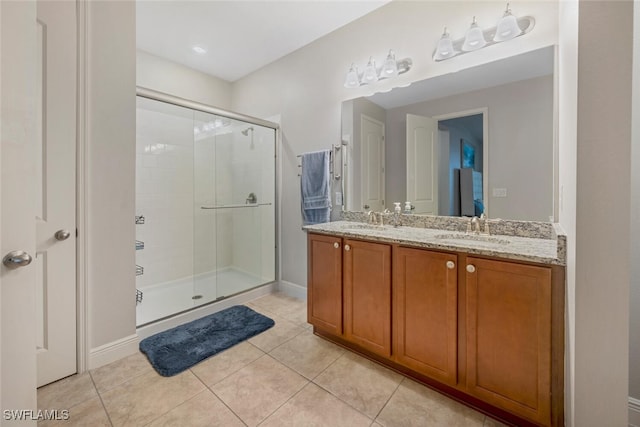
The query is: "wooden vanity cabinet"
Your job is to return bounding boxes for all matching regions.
[465,257,552,425]
[307,234,392,359]
[343,239,391,357]
[393,247,458,385]
[307,233,343,335]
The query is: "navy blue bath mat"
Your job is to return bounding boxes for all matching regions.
[139,305,274,377]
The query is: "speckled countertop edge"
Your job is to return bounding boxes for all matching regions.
[304,219,566,266]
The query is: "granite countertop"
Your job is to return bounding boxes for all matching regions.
[303,220,566,266]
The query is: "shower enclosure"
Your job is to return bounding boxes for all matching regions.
[135,89,277,326]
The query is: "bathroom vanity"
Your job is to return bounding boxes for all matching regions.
[304,215,565,427]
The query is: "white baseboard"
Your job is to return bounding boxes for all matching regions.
[278,280,307,300]
[89,334,139,370]
[630,397,640,427]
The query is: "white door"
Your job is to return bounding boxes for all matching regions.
[360,115,385,211]
[406,114,438,214]
[35,0,77,387]
[1,0,39,417]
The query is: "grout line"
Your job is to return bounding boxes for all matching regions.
[254,377,312,426]
[88,371,115,427]
[372,376,403,421]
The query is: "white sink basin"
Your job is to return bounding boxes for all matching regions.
[434,233,511,245]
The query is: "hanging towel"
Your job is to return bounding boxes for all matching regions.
[301,149,331,225]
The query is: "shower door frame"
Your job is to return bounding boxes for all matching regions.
[135,86,280,318]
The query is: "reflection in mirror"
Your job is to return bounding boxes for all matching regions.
[340,46,555,222]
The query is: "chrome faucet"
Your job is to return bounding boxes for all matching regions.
[246,192,257,204]
[480,213,491,235]
[469,216,481,234]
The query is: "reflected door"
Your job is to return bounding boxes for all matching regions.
[406,114,438,214]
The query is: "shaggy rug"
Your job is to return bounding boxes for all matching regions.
[139,305,274,376]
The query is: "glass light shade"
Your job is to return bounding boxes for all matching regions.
[380,50,398,78]
[344,64,360,88]
[362,57,378,84]
[462,18,487,51]
[434,29,457,60]
[494,7,521,42]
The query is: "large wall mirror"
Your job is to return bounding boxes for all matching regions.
[340,46,556,222]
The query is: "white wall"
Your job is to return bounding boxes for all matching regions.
[630,0,640,409]
[86,0,137,349]
[231,0,559,289]
[574,2,632,426]
[137,50,232,110]
[385,75,553,222]
[557,1,578,425]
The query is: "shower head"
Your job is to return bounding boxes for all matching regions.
[241,127,254,136]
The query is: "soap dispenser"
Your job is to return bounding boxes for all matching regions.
[394,202,402,214]
[404,201,412,214]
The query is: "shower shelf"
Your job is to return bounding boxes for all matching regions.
[136,265,144,276]
[136,240,145,250]
[136,289,143,305]
[135,215,145,225]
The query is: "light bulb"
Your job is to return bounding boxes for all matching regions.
[494,3,522,42]
[380,50,398,78]
[434,27,457,60]
[344,64,360,88]
[462,17,487,51]
[362,57,378,84]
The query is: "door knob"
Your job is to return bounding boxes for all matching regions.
[446,261,455,269]
[3,251,33,269]
[344,244,351,251]
[466,264,476,273]
[54,230,71,241]
[333,242,340,249]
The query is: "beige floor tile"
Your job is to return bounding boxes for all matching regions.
[90,352,153,393]
[37,373,98,411]
[38,397,110,427]
[376,378,485,427]
[313,351,403,419]
[100,370,204,427]
[249,292,305,318]
[248,313,304,353]
[211,354,308,426]
[260,382,371,427]
[269,329,344,379]
[147,390,244,427]
[191,341,264,386]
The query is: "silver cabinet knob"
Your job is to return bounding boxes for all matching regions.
[3,250,33,269]
[466,264,476,273]
[446,260,455,269]
[344,244,351,251]
[54,229,71,241]
[333,242,340,249]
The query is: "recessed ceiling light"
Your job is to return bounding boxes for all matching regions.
[192,45,207,54]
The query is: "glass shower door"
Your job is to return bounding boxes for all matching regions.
[192,112,276,305]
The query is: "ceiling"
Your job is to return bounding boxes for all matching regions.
[136,1,390,82]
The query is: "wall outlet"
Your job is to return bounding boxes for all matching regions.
[335,192,343,205]
[492,188,507,198]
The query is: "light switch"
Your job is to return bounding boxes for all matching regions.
[335,192,343,205]
[492,188,507,198]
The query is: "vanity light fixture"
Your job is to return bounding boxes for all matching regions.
[433,2,534,62]
[343,50,413,88]
[462,17,487,51]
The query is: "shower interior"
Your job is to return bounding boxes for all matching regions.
[135,95,276,326]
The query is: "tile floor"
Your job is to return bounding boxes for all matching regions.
[37,292,507,427]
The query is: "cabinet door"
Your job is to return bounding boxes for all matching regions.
[466,257,552,425]
[343,239,391,357]
[307,234,343,334]
[393,247,458,385]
